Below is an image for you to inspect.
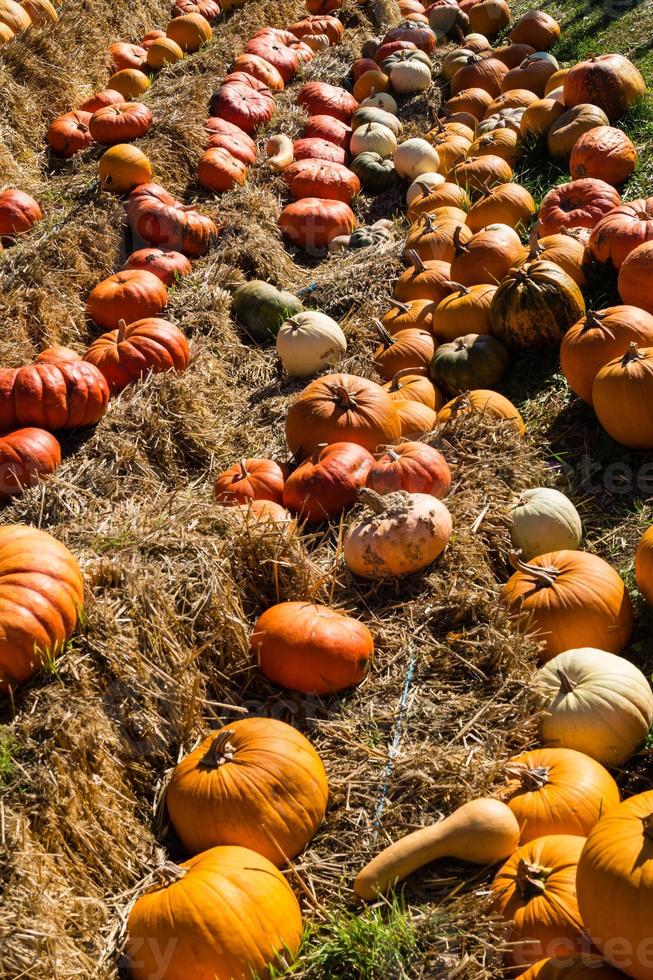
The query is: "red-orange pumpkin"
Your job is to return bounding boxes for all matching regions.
[293,137,347,164]
[88,101,153,145]
[304,114,352,150]
[279,198,356,251]
[569,126,637,185]
[588,197,653,269]
[47,110,94,158]
[282,442,374,522]
[208,82,275,134]
[0,428,61,499]
[86,270,168,330]
[366,441,451,497]
[198,147,248,192]
[123,248,192,286]
[78,89,124,112]
[214,458,288,506]
[563,54,646,122]
[0,357,109,431]
[244,33,299,83]
[297,81,359,123]
[83,318,189,392]
[127,182,219,257]
[0,189,42,237]
[283,158,360,204]
[538,178,621,238]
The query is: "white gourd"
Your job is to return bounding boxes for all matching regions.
[390,60,432,94]
[360,91,398,114]
[393,138,440,179]
[350,122,398,158]
[534,647,653,765]
[276,311,347,376]
[509,486,582,560]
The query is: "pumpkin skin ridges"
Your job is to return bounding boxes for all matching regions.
[126,845,303,980]
[83,318,189,393]
[500,746,620,843]
[365,442,451,497]
[0,428,61,499]
[520,955,629,980]
[166,717,328,864]
[282,442,374,523]
[214,458,288,506]
[592,344,653,448]
[0,358,109,431]
[589,197,653,270]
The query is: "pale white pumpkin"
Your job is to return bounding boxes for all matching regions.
[344,489,452,579]
[276,311,347,376]
[393,138,440,179]
[301,33,330,52]
[350,122,397,158]
[509,486,582,560]
[360,91,398,114]
[534,647,653,765]
[405,171,445,205]
[390,60,432,94]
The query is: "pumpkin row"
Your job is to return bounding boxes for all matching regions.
[0,0,58,46]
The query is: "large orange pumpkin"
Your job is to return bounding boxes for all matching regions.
[167,717,328,864]
[126,846,302,980]
[252,601,374,694]
[570,126,637,186]
[500,747,620,843]
[197,146,248,192]
[492,834,586,969]
[127,182,218,257]
[89,101,153,145]
[509,10,560,50]
[501,550,633,661]
[538,178,621,238]
[450,54,508,97]
[0,525,84,691]
[86,270,167,330]
[0,428,61,499]
[0,356,109,432]
[618,240,653,313]
[576,790,653,979]
[592,344,653,448]
[285,373,401,459]
[83,318,189,392]
[279,198,356,250]
[282,442,374,522]
[564,54,646,122]
[283,158,360,204]
[589,197,653,270]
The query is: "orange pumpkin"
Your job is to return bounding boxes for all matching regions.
[365,441,451,497]
[282,442,374,522]
[519,97,565,140]
[438,389,525,434]
[501,550,633,661]
[538,178,621,238]
[381,298,436,335]
[146,36,184,69]
[509,10,560,50]
[394,253,454,304]
[404,215,471,263]
[521,232,587,287]
[618,240,653,312]
[451,154,513,192]
[450,223,527,286]
[88,101,152,145]
[0,428,61,500]
[279,198,356,250]
[520,956,628,980]
[589,197,653,270]
[394,399,437,438]
[214,458,288,506]
[47,110,94,158]
[492,834,586,969]
[407,181,470,222]
[373,325,435,380]
[0,356,109,433]
[166,13,212,52]
[83,318,189,392]
[570,126,637,185]
[99,143,152,193]
[502,54,558,97]
[86,270,167,330]
[465,182,536,232]
[445,86,493,120]
[592,343,653,448]
[564,54,646,123]
[167,717,328,863]
[252,601,374,694]
[198,146,248,192]
[107,68,152,99]
[500,747,620,842]
[450,55,509,97]
[383,368,441,407]
[465,0,510,37]
[432,283,497,340]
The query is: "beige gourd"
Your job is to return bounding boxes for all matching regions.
[302,33,330,52]
[266,134,294,172]
[276,311,347,376]
[360,91,398,114]
[350,122,397,158]
[394,138,440,180]
[510,487,582,560]
[391,60,432,94]
[355,797,520,900]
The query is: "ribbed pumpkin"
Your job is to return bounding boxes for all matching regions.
[501,550,633,661]
[128,182,218,258]
[570,126,637,186]
[637,526,653,605]
[445,86,493,120]
[89,101,152,145]
[450,54,509,97]
[431,333,509,394]
[406,181,470,222]
[252,602,373,693]
[286,373,400,459]
[485,89,538,117]
[99,144,152,193]
[519,956,626,980]
[83,318,189,392]
[492,43,537,70]
[589,197,653,269]
[283,159,360,205]
[521,232,587,287]
[519,97,565,140]
[373,325,435,380]
[466,183,536,232]
[492,834,586,969]
[214,459,287,506]
[564,54,646,123]
[0,428,61,499]
[394,253,454,304]
[618,240,653,313]
[450,224,527,286]
[0,525,84,690]
[500,747,619,842]
[381,298,435,336]
[593,344,653,448]
[166,13,212,52]
[86,270,167,330]
[394,399,437,438]
[366,442,451,497]
[534,647,653,766]
[502,53,559,98]
[468,127,519,165]
[560,306,653,403]
[490,261,586,348]
[107,68,152,99]
[126,846,302,980]
[576,791,653,978]
[20,0,57,22]
[539,178,621,238]
[279,198,356,250]
[0,356,109,433]
[47,111,94,158]
[0,0,30,32]
[438,389,525,435]
[108,41,147,72]
[509,10,560,50]
[509,487,582,559]
[404,214,470,263]
[547,104,610,160]
[167,718,328,863]
[452,154,513,192]
[432,283,496,340]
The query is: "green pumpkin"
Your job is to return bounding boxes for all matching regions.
[380,49,432,75]
[351,106,403,136]
[430,333,510,394]
[351,152,398,193]
[232,280,303,342]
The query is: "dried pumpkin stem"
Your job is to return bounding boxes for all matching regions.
[516,859,552,899]
[453,224,468,256]
[583,310,615,340]
[331,384,357,409]
[199,729,237,769]
[389,298,411,312]
[642,814,653,840]
[238,459,249,481]
[509,550,561,586]
[556,669,577,696]
[505,763,551,790]
[117,319,128,344]
[406,249,426,273]
[357,487,388,514]
[375,320,395,346]
[444,281,470,295]
[622,342,645,366]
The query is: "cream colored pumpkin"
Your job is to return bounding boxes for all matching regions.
[394,138,440,180]
[390,60,432,94]
[302,33,330,52]
[350,122,397,158]
[509,487,582,560]
[277,311,347,376]
[360,92,398,114]
[344,488,452,579]
[406,172,445,205]
[534,647,653,765]
[266,134,293,172]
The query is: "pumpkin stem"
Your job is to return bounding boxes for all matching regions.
[453,224,468,256]
[505,763,551,790]
[386,448,401,461]
[199,729,237,769]
[642,814,653,840]
[582,310,616,340]
[406,249,426,273]
[238,459,249,480]
[556,668,577,696]
[423,213,437,231]
[331,383,357,410]
[388,366,427,391]
[515,858,552,899]
[445,280,470,296]
[454,337,467,351]
[416,181,433,198]
[622,342,645,366]
[357,487,388,514]
[375,320,395,347]
[508,550,561,586]
[117,319,128,344]
[389,298,411,312]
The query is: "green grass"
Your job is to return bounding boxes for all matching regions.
[0,728,19,784]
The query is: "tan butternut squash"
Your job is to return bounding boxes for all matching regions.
[354,797,520,899]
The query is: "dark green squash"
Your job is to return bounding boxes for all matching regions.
[351,152,398,193]
[232,280,304,342]
[490,260,586,348]
[351,106,403,136]
[430,333,509,393]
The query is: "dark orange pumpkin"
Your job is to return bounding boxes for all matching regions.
[198,147,248,192]
[366,441,451,497]
[123,248,192,286]
[214,458,288,506]
[297,81,359,123]
[279,198,356,250]
[283,158,360,204]
[282,442,374,522]
[570,126,637,185]
[588,197,653,269]
[538,178,621,238]
[86,270,168,330]
[47,110,94,158]
[208,82,275,134]
[83,318,189,392]
[88,101,152,145]
[0,357,109,431]
[127,182,219,257]
[0,189,42,237]
[0,428,61,499]
[372,324,435,380]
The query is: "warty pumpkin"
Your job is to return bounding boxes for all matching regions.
[490,260,586,348]
[283,441,374,523]
[366,441,451,497]
[438,388,525,434]
[124,248,192,285]
[0,356,109,432]
[344,488,452,578]
[0,189,41,237]
[534,647,653,766]
[99,143,152,193]
[47,110,93,158]
[509,10,560,50]
[450,223,527,286]
[491,834,586,969]
[465,182,536,233]
[547,104,611,160]
[509,487,582,559]
[0,428,61,499]
[252,601,373,693]
[167,717,328,863]
[499,746,619,842]
[431,333,509,393]
[570,126,637,185]
[592,343,653,448]
[214,458,287,506]
[564,54,646,123]
[127,182,218,257]
[86,270,167,330]
[501,549,633,661]
[126,846,302,980]
[286,373,400,459]
[89,101,152,145]
[432,282,497,340]
[83,318,189,392]
[560,305,653,403]
[589,197,653,269]
[279,198,356,251]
